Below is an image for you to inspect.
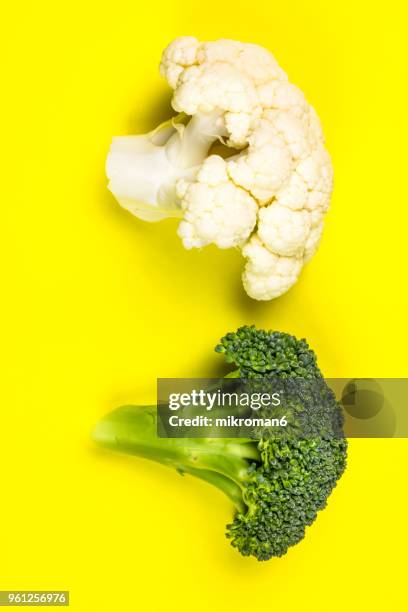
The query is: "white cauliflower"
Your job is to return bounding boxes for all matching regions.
[106,36,333,300]
[177,156,257,249]
[242,235,303,300]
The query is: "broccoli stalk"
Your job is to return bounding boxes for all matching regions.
[94,404,258,514]
[93,326,347,561]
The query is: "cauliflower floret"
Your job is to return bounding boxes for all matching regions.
[107,36,334,300]
[177,156,257,249]
[297,145,333,212]
[159,36,200,88]
[224,111,260,148]
[257,81,308,118]
[172,62,260,117]
[263,109,314,161]
[258,204,311,257]
[227,124,293,203]
[275,172,308,210]
[161,38,266,145]
[242,235,302,300]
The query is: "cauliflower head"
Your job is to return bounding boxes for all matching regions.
[106,36,333,300]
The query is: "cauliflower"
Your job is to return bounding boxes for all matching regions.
[106,36,333,300]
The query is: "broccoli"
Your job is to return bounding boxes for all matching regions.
[93,326,347,561]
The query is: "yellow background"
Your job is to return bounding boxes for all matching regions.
[2,0,408,610]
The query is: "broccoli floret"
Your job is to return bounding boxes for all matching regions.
[228,437,347,559]
[93,326,347,561]
[215,325,320,378]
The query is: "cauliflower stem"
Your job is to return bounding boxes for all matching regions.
[107,112,225,221]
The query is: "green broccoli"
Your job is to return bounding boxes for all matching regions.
[93,326,347,561]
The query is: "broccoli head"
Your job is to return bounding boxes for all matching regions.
[93,326,347,561]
